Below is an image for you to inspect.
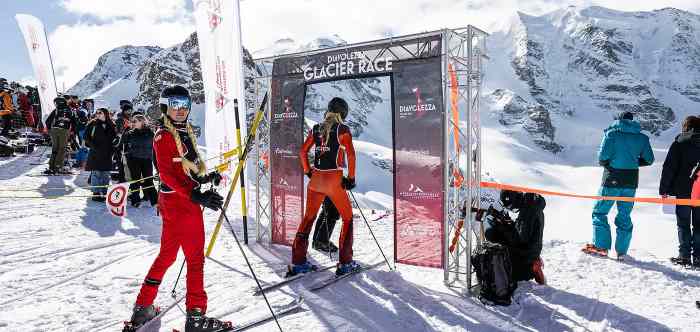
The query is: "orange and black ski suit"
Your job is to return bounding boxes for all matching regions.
[292,122,356,264]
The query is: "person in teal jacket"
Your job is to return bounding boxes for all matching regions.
[583,112,655,260]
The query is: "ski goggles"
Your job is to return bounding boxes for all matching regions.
[160,95,191,111]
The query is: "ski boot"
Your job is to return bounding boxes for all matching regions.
[336,260,362,276]
[532,257,546,285]
[42,168,56,175]
[123,304,159,331]
[185,308,233,332]
[670,256,691,266]
[581,244,608,257]
[693,257,700,270]
[286,261,317,277]
[615,253,633,262]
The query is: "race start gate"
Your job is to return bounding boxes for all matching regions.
[249,26,488,290]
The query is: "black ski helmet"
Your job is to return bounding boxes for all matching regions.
[119,100,133,112]
[54,97,68,109]
[327,97,349,120]
[500,190,524,210]
[159,85,191,113]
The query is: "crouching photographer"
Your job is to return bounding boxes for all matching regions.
[471,189,546,305]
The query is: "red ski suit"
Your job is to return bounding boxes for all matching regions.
[292,122,356,264]
[135,126,208,312]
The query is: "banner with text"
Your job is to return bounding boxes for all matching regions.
[268,34,445,269]
[15,14,58,126]
[191,0,247,190]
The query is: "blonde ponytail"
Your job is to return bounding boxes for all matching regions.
[320,112,343,144]
[162,115,207,177]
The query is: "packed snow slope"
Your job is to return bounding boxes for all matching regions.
[2,4,700,332]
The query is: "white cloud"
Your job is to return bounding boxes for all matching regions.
[51,0,193,91]
[60,0,188,21]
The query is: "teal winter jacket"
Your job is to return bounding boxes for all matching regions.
[597,119,654,188]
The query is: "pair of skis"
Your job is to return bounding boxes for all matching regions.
[125,296,304,332]
[253,261,385,296]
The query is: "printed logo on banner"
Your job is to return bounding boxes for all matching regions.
[302,51,394,81]
[273,97,297,122]
[398,183,440,200]
[218,139,231,187]
[208,0,223,30]
[37,65,48,91]
[273,147,296,159]
[28,25,40,51]
[274,177,298,191]
[106,184,129,217]
[215,56,228,111]
[399,222,440,237]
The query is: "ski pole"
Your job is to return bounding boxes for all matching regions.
[222,211,283,332]
[171,261,185,299]
[348,190,393,271]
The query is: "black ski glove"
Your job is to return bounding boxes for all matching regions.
[342,177,356,190]
[197,171,223,186]
[191,189,224,211]
[305,171,312,179]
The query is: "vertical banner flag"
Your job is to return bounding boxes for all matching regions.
[393,58,445,268]
[106,183,129,217]
[15,14,58,126]
[191,0,248,189]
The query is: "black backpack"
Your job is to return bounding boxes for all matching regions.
[471,243,518,306]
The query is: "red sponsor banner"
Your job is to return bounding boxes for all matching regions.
[270,78,306,246]
[393,57,445,268]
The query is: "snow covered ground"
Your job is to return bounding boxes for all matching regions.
[1,125,699,332]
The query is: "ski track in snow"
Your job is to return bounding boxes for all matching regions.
[1,148,699,331]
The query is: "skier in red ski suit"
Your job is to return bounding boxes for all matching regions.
[289,97,359,276]
[125,85,232,332]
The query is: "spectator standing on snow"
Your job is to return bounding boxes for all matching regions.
[660,116,700,268]
[44,97,78,175]
[119,112,157,208]
[124,85,228,332]
[583,111,654,260]
[0,80,15,137]
[116,100,133,135]
[17,87,35,128]
[84,108,117,201]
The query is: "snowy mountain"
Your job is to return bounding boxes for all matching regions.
[251,35,347,58]
[67,45,162,98]
[486,6,700,153]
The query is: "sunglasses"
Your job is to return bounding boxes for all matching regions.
[160,95,191,111]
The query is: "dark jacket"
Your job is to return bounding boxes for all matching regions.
[85,119,117,171]
[486,193,546,265]
[46,108,78,131]
[659,131,700,198]
[74,109,88,131]
[598,120,654,188]
[120,127,154,160]
[115,112,130,135]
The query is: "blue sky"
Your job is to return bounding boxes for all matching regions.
[0,1,79,85]
[3,0,700,93]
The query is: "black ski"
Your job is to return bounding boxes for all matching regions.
[253,265,334,296]
[231,296,304,331]
[309,262,384,292]
[27,172,79,177]
[123,295,185,332]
